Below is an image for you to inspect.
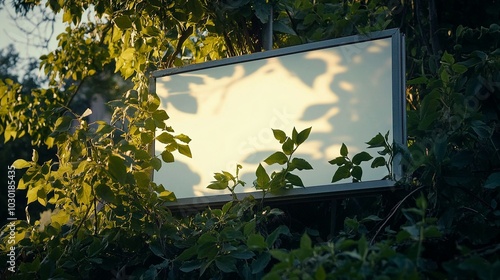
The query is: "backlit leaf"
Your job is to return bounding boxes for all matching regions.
[272,129,287,143]
[161,150,174,163]
[340,143,348,157]
[282,138,294,155]
[286,173,304,187]
[296,127,312,145]
[332,165,350,182]
[12,159,31,169]
[351,165,363,181]
[366,133,385,148]
[178,144,192,158]
[156,132,174,144]
[264,152,288,165]
[352,152,373,165]
[290,157,313,170]
[371,157,386,168]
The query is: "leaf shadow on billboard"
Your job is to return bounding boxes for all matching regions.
[154,37,393,200]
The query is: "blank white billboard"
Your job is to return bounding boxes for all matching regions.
[152,29,405,205]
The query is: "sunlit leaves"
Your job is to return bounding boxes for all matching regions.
[255,164,270,190]
[178,144,192,158]
[12,159,31,169]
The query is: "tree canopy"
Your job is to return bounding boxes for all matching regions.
[1,0,500,279]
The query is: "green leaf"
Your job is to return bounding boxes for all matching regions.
[120,48,136,60]
[352,152,373,165]
[264,152,288,165]
[95,184,116,203]
[157,132,174,144]
[254,0,271,23]
[161,150,174,163]
[266,225,290,247]
[108,155,127,183]
[331,165,350,183]
[231,250,255,260]
[251,252,271,274]
[300,233,312,250]
[340,143,348,157]
[143,26,161,37]
[282,138,294,155]
[114,15,133,29]
[286,173,304,187]
[315,265,327,280]
[255,164,270,189]
[441,51,455,64]
[179,260,201,273]
[366,133,385,148]
[12,159,31,169]
[177,246,197,261]
[328,156,346,166]
[292,127,298,143]
[151,158,162,170]
[452,63,468,74]
[215,256,237,273]
[407,76,428,85]
[175,134,191,144]
[290,158,313,170]
[27,186,39,204]
[134,171,150,189]
[272,129,287,143]
[178,144,192,158]
[484,172,500,189]
[351,166,363,181]
[158,190,176,201]
[269,249,289,262]
[153,110,169,122]
[149,242,164,257]
[54,116,73,132]
[371,157,386,168]
[207,182,228,190]
[244,220,256,236]
[247,233,267,250]
[222,201,233,213]
[296,127,312,145]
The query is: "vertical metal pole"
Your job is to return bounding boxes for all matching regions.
[263,5,273,51]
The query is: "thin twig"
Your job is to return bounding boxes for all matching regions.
[370,185,426,245]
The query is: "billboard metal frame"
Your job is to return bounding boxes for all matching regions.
[151,28,406,209]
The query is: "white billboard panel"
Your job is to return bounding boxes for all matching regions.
[152,29,405,205]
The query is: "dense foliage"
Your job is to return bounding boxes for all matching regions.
[1,0,499,279]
